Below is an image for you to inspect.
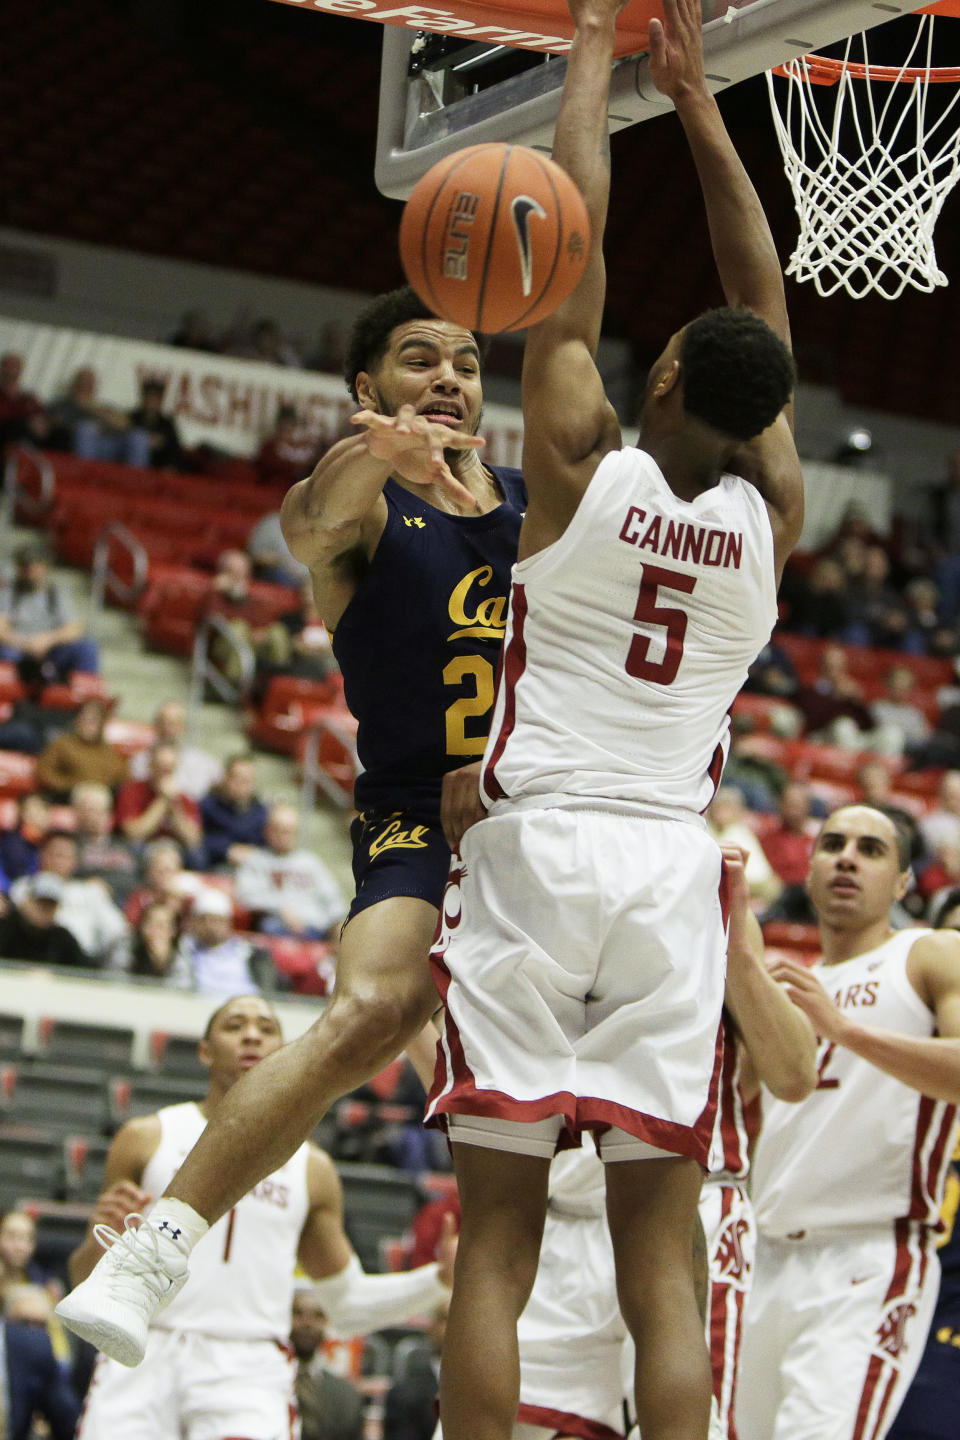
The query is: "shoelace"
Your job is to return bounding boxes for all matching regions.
[91,1213,180,1306]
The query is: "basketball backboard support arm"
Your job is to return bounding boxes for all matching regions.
[374,0,933,197]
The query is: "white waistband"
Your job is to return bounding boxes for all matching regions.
[487,793,706,828]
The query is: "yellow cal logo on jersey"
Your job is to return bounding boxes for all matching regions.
[369,820,431,858]
[447,565,508,642]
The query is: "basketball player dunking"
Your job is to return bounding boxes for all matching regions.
[738,806,960,1440]
[73,995,454,1440]
[424,0,802,1435]
[58,293,526,1365]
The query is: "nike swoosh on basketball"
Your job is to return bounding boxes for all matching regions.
[511,194,547,297]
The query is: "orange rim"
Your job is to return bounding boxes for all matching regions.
[771,5,960,86]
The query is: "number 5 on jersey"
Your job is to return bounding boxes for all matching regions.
[625,563,697,686]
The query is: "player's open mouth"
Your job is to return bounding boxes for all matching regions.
[239,1054,262,1067]
[420,405,463,426]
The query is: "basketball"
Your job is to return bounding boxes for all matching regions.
[399,142,591,334]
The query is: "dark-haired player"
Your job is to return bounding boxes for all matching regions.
[58,289,525,1365]
[427,0,802,1436]
[739,805,960,1440]
[68,996,453,1437]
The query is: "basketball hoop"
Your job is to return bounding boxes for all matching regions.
[766,10,960,299]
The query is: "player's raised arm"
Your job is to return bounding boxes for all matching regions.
[721,849,817,1104]
[653,0,803,572]
[520,0,626,540]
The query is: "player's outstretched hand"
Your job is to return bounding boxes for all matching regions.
[88,1180,152,1239]
[351,406,484,511]
[435,1211,459,1288]
[648,0,707,102]
[768,959,845,1043]
[441,761,487,851]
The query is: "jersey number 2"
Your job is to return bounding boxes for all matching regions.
[444,655,495,757]
[625,564,697,686]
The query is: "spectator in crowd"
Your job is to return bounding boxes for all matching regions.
[234,801,345,940]
[106,899,183,983]
[115,741,204,858]
[305,320,348,376]
[383,1299,448,1440]
[0,545,100,685]
[0,793,49,881]
[856,758,897,809]
[780,557,852,638]
[0,351,47,447]
[721,715,791,814]
[291,1287,366,1440]
[744,637,799,699]
[869,665,933,756]
[200,753,268,869]
[10,829,129,966]
[168,310,220,353]
[756,782,818,923]
[128,377,185,470]
[3,1283,80,1440]
[255,405,323,490]
[906,698,960,771]
[920,770,960,859]
[46,367,149,465]
[902,577,942,654]
[123,838,201,927]
[274,578,339,684]
[129,700,222,799]
[173,887,280,995]
[0,1212,52,1296]
[34,698,127,799]
[843,544,911,649]
[229,317,302,368]
[71,781,140,901]
[707,786,783,908]
[203,550,294,686]
[0,873,85,966]
[247,509,310,590]
[793,642,875,746]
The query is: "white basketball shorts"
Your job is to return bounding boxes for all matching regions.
[77,1329,298,1440]
[737,1221,940,1440]
[701,1180,756,1440]
[426,805,727,1165]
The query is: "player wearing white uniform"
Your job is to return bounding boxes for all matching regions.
[431,0,801,1438]
[738,806,960,1440]
[501,851,814,1440]
[69,996,452,1439]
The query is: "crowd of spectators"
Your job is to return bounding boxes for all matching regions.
[0,714,345,994]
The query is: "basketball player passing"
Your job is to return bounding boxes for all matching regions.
[425,0,802,1436]
[69,995,454,1438]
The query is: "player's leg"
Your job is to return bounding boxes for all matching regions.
[605,1154,712,1440]
[180,1335,297,1440]
[440,1138,552,1440]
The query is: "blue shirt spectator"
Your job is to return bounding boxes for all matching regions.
[199,755,268,868]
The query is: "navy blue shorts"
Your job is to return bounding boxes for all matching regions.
[346,810,452,924]
[888,1301,960,1439]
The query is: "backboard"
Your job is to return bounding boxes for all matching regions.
[365,0,947,197]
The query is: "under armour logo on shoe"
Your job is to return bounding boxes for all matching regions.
[157,1221,182,1240]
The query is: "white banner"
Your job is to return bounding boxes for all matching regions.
[0,316,525,468]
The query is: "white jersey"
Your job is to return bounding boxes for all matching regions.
[142,1103,311,1341]
[751,931,959,1237]
[482,448,777,816]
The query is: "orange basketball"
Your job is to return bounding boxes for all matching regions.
[399,142,590,334]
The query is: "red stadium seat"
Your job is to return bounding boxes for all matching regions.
[0,753,36,799]
[762,923,821,954]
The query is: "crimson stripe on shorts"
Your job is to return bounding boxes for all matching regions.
[718,1015,744,1175]
[851,1221,915,1440]
[708,1185,735,1382]
[920,1106,957,1223]
[516,1402,624,1440]
[909,1096,938,1219]
[483,581,527,803]
[727,1282,746,1440]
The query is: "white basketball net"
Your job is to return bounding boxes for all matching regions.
[766,16,960,299]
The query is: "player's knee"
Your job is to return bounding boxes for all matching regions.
[322,987,427,1063]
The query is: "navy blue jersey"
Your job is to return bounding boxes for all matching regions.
[332,466,526,821]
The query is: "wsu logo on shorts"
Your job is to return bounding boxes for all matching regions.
[433,859,467,958]
[876,1302,917,1360]
[713,1215,751,1286]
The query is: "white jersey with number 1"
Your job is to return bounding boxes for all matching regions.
[144,1101,311,1340]
[483,447,778,816]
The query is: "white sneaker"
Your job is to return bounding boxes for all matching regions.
[56,1214,190,1367]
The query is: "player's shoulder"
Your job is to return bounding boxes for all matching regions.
[906,927,960,977]
[110,1111,163,1173]
[304,1141,343,1205]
